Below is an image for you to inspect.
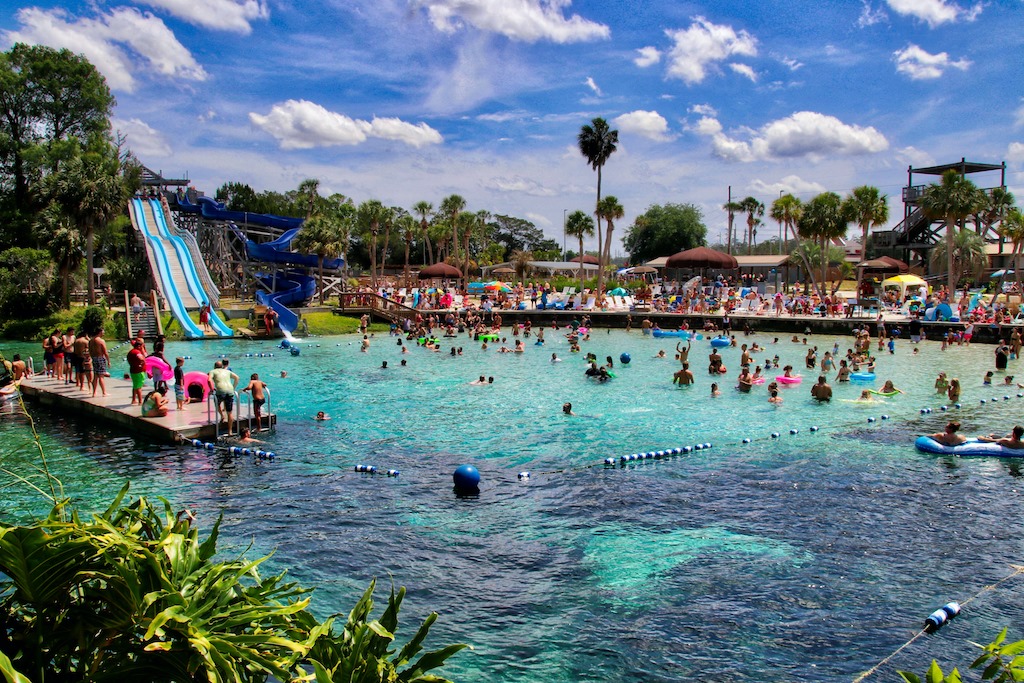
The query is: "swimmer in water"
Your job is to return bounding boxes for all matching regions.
[710,382,721,397]
[315,411,330,420]
[562,402,576,416]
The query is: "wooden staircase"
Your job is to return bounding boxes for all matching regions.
[124,291,164,340]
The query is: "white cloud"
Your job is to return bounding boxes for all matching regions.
[893,44,970,79]
[584,76,602,96]
[137,0,268,33]
[695,111,889,162]
[249,100,442,150]
[4,7,206,92]
[749,175,826,196]
[414,0,609,43]
[613,110,670,141]
[729,62,757,82]
[857,1,888,27]
[896,146,936,167]
[1013,102,1024,129]
[663,16,757,85]
[885,0,982,27]
[780,56,803,71]
[483,176,556,196]
[112,117,171,157]
[424,39,499,114]
[689,103,718,117]
[1008,142,1024,163]
[634,46,661,67]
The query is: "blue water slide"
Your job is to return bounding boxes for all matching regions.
[255,271,316,333]
[176,194,304,230]
[148,200,233,338]
[131,199,203,339]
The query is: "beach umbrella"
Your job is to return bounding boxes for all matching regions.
[484,281,512,292]
[991,269,1015,278]
[630,265,659,274]
[418,262,462,279]
[570,255,601,264]
[492,266,515,275]
[665,247,738,270]
[608,287,628,296]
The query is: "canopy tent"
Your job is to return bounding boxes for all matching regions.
[570,255,600,264]
[857,256,909,273]
[481,261,599,277]
[881,273,927,300]
[665,247,738,270]
[418,262,462,279]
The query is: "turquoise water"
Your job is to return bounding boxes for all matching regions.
[3,328,1024,681]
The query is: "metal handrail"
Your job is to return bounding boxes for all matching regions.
[237,387,271,433]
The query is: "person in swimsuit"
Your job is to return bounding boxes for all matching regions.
[89,327,110,397]
[930,421,967,446]
[241,373,268,431]
[141,384,169,417]
[75,332,92,392]
[978,425,1024,449]
[61,327,75,384]
[209,361,239,435]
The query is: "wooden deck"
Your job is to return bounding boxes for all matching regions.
[18,374,275,444]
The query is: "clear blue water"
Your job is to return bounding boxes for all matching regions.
[4,328,1024,682]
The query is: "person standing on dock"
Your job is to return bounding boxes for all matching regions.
[89,328,110,397]
[74,330,92,392]
[209,361,239,436]
[127,339,147,405]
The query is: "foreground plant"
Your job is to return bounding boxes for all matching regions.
[0,484,466,682]
[898,627,1024,683]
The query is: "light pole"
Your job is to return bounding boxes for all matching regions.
[562,209,568,259]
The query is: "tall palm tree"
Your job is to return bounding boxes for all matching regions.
[379,206,405,280]
[293,212,344,304]
[510,249,533,281]
[798,192,848,300]
[413,201,434,265]
[738,197,764,255]
[843,185,889,296]
[37,203,82,308]
[439,194,466,265]
[466,210,491,283]
[357,199,387,289]
[929,227,987,294]
[456,210,479,283]
[983,187,1016,242]
[296,178,321,218]
[397,213,418,288]
[722,200,743,255]
[998,208,1024,300]
[920,169,985,299]
[770,194,803,253]
[578,117,619,291]
[564,210,595,294]
[596,195,624,297]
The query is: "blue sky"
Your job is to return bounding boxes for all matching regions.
[3,0,1022,255]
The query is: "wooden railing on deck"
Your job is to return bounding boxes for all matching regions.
[334,292,419,326]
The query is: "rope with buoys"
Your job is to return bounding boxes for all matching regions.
[852,564,1024,682]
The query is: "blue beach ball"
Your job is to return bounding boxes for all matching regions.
[453,464,481,490]
[619,353,631,364]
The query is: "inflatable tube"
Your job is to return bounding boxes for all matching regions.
[652,329,704,340]
[915,436,1024,458]
[776,375,802,384]
[479,334,499,342]
[869,389,899,397]
[578,327,589,335]
[183,370,211,403]
[751,377,765,385]
[144,355,172,380]
[850,372,876,382]
[710,337,731,348]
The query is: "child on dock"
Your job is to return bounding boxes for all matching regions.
[173,357,187,410]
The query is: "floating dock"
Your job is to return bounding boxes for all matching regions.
[18,375,275,443]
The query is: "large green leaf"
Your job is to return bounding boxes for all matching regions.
[0,649,30,683]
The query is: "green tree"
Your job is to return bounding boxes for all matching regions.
[0,43,115,227]
[294,212,345,304]
[564,210,595,294]
[439,194,466,266]
[929,226,987,292]
[843,185,889,296]
[397,212,418,287]
[920,169,986,298]
[996,208,1024,300]
[490,214,544,259]
[797,192,849,299]
[596,196,624,295]
[295,178,322,218]
[738,196,764,255]
[722,200,743,255]
[357,200,388,289]
[769,194,803,255]
[624,203,707,264]
[412,201,434,264]
[578,117,618,291]
[37,204,82,308]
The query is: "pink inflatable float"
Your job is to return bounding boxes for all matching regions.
[183,370,211,402]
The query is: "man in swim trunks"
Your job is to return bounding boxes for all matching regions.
[676,339,691,366]
[89,327,110,397]
[74,330,92,392]
[126,339,147,403]
[930,421,967,446]
[241,373,268,431]
[978,425,1024,449]
[209,361,239,435]
[810,375,832,402]
[673,362,694,385]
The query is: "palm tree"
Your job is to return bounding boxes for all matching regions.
[510,249,533,281]
[722,200,743,255]
[843,185,889,296]
[596,195,624,297]
[397,213,418,288]
[998,208,1024,300]
[439,194,466,265]
[296,178,321,218]
[578,117,619,291]
[293,212,344,304]
[466,210,490,283]
[357,199,387,289]
[929,227,987,294]
[54,147,135,304]
[770,194,803,253]
[456,210,479,283]
[564,210,595,295]
[797,192,849,300]
[37,203,82,308]
[413,201,434,264]
[920,169,985,299]
[738,197,764,255]
[379,206,405,280]
[983,187,1016,241]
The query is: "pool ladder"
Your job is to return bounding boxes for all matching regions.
[206,388,272,440]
